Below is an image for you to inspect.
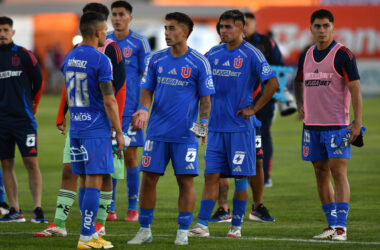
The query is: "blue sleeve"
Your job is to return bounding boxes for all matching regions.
[141,55,156,91]
[98,54,113,83]
[252,51,276,82]
[197,57,215,96]
[138,37,152,75]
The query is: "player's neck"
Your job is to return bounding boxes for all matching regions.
[227,37,243,50]
[316,39,333,51]
[170,43,188,57]
[82,38,99,49]
[114,28,130,40]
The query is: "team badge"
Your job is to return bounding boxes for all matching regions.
[233,58,243,69]
[214,59,219,65]
[26,134,36,147]
[70,145,89,162]
[142,156,151,167]
[12,54,20,66]
[303,146,309,157]
[232,151,245,165]
[158,66,163,73]
[181,67,191,78]
[123,48,132,58]
[185,148,197,163]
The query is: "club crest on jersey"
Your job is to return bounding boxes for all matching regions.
[303,146,309,157]
[214,59,219,65]
[142,156,151,167]
[123,48,132,58]
[158,66,163,73]
[181,67,191,78]
[233,58,243,69]
[12,54,20,66]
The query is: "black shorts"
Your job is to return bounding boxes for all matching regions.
[0,121,38,159]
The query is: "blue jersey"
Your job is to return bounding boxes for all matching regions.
[142,47,215,143]
[61,45,113,138]
[206,40,276,132]
[107,30,151,116]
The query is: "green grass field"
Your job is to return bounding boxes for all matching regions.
[0,95,379,249]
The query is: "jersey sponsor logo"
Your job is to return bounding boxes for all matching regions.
[142,156,151,167]
[123,48,132,58]
[222,60,230,67]
[0,70,22,79]
[305,79,332,87]
[157,76,189,86]
[67,59,87,69]
[168,68,177,75]
[26,134,36,147]
[233,58,243,69]
[12,55,20,66]
[70,145,88,162]
[212,69,242,77]
[185,148,197,162]
[181,67,191,78]
[232,151,245,165]
[305,72,333,79]
[71,112,92,122]
[302,146,309,157]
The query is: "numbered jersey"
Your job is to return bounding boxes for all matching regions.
[61,45,113,138]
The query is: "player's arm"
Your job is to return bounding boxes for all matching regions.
[100,81,124,154]
[56,87,68,134]
[132,88,153,130]
[249,76,279,115]
[347,80,362,144]
[294,50,307,118]
[199,95,211,144]
[22,48,44,114]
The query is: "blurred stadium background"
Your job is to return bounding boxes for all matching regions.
[1,0,380,95]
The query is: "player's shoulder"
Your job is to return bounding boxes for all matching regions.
[130,30,151,52]
[189,48,208,61]
[242,41,266,62]
[207,43,225,57]
[149,48,169,64]
[337,43,355,60]
[14,44,38,66]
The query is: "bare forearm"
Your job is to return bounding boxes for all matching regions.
[140,88,153,109]
[199,95,211,121]
[104,97,122,133]
[348,80,362,125]
[294,78,303,105]
[252,77,279,113]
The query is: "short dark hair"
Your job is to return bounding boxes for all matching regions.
[0,16,13,26]
[83,3,110,19]
[165,12,194,38]
[244,12,255,20]
[311,9,334,24]
[80,12,106,38]
[219,9,245,27]
[111,0,133,14]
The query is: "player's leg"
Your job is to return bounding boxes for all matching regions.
[95,174,113,236]
[210,178,231,223]
[124,146,140,221]
[128,140,166,245]
[0,168,9,215]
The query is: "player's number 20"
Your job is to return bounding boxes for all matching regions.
[66,71,90,107]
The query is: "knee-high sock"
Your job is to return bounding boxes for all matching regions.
[95,191,113,225]
[231,198,247,227]
[0,169,5,203]
[54,189,76,228]
[109,178,117,212]
[198,199,215,227]
[127,166,140,210]
[80,188,100,236]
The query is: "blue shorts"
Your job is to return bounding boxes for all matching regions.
[70,137,114,175]
[140,140,199,176]
[302,127,351,161]
[205,130,256,177]
[0,122,38,159]
[122,116,144,147]
[255,127,263,160]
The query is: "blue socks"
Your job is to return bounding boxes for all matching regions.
[336,202,350,228]
[127,166,140,210]
[78,187,85,211]
[0,169,5,203]
[178,212,193,230]
[139,208,154,228]
[80,187,100,236]
[110,178,117,212]
[322,203,337,227]
[198,199,215,227]
[232,198,247,227]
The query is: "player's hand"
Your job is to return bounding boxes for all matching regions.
[115,131,125,154]
[296,102,304,119]
[57,119,66,135]
[199,123,208,145]
[347,121,361,144]
[235,107,255,119]
[132,109,149,130]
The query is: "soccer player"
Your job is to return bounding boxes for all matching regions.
[0,16,47,223]
[61,11,124,248]
[107,0,152,222]
[294,9,362,241]
[188,10,278,238]
[127,12,214,245]
[34,3,126,237]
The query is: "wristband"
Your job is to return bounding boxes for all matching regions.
[200,119,209,124]
[140,107,149,113]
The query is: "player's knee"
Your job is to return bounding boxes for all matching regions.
[235,178,248,191]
